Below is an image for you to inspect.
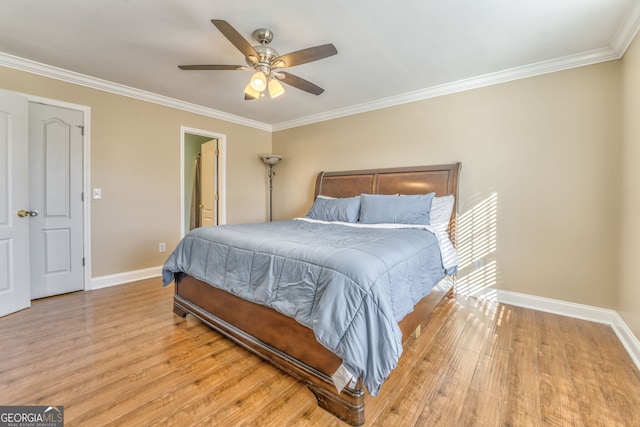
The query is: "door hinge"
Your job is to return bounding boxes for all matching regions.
[77,125,85,136]
[214,149,220,157]
[82,257,85,266]
[215,193,219,201]
[81,192,84,202]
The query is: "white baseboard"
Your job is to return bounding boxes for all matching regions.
[458,285,640,372]
[611,312,640,372]
[90,266,162,290]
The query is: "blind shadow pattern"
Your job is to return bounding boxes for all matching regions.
[455,192,498,297]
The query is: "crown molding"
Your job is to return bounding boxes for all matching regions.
[0,44,625,134]
[272,47,620,131]
[610,0,640,55]
[0,52,272,132]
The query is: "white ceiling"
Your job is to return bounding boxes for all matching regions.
[1,0,639,130]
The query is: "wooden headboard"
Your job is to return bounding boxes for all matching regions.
[314,163,462,241]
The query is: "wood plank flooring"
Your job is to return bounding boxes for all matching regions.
[1,277,639,426]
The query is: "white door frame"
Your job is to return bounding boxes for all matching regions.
[180,126,226,237]
[28,95,91,290]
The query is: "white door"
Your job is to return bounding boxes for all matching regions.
[199,139,218,227]
[0,90,30,316]
[29,102,84,299]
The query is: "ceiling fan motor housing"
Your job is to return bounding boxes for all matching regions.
[253,28,274,45]
[248,44,280,78]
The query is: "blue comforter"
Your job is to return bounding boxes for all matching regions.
[162,219,448,395]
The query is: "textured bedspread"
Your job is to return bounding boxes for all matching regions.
[162,219,451,395]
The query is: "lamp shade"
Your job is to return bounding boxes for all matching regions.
[244,83,260,100]
[260,154,282,165]
[249,71,267,92]
[268,78,285,98]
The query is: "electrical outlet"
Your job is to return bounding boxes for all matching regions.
[159,242,166,253]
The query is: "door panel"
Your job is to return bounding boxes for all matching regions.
[45,229,71,273]
[0,90,30,316]
[29,103,84,299]
[44,123,71,216]
[199,139,218,227]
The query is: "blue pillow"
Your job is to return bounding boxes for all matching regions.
[306,196,361,223]
[359,193,435,224]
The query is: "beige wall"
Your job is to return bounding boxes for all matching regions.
[3,38,637,335]
[0,66,271,277]
[273,61,622,310]
[619,33,640,338]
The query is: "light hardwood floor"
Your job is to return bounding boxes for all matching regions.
[1,277,639,426]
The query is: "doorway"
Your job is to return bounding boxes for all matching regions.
[181,126,226,236]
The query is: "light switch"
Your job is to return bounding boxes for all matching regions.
[93,188,102,199]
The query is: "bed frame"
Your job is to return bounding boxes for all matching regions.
[173,163,461,426]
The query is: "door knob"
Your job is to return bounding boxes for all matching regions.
[17,209,39,217]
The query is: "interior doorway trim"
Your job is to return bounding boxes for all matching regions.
[26,94,92,290]
[180,126,227,237]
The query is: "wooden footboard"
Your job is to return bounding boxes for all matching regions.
[174,274,452,426]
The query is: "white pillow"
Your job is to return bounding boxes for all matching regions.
[430,195,455,231]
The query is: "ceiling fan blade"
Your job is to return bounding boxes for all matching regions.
[211,19,258,59]
[178,65,245,71]
[274,44,337,68]
[280,72,324,95]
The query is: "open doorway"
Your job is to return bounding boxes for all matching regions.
[180,126,226,237]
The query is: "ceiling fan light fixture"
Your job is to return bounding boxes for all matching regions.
[249,71,267,92]
[244,83,260,100]
[268,78,285,98]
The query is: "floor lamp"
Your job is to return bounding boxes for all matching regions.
[260,154,282,221]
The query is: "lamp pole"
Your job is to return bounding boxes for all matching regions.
[267,163,275,221]
[259,155,282,221]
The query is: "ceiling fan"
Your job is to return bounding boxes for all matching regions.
[179,20,338,100]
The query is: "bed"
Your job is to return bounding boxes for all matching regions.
[162,163,461,426]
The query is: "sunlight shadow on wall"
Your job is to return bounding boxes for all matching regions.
[455,192,500,299]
